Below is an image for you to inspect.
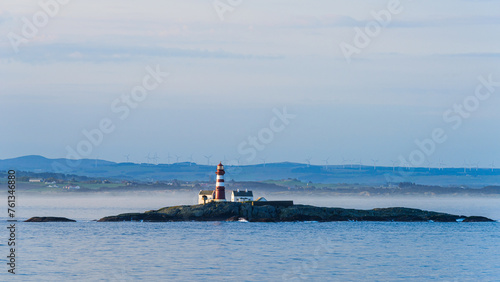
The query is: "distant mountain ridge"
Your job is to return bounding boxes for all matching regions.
[0,155,115,172]
[1,155,499,186]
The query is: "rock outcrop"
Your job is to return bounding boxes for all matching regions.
[97,202,494,222]
[25,217,76,222]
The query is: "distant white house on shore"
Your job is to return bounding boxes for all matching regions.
[231,189,253,202]
[198,190,214,204]
[64,185,80,190]
[29,178,43,183]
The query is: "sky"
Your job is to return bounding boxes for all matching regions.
[1,0,500,168]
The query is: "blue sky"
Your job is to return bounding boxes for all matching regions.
[1,0,499,167]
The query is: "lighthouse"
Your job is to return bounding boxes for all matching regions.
[213,162,226,201]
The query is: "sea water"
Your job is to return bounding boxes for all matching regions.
[2,221,499,281]
[1,195,499,281]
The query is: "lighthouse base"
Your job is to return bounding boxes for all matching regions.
[213,199,226,202]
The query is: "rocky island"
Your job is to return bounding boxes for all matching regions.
[25,216,76,222]
[98,202,494,222]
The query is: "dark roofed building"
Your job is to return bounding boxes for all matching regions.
[231,189,253,202]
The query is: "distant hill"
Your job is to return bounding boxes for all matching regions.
[1,155,499,187]
[0,155,114,172]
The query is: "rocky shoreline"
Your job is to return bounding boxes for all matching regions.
[97,202,494,222]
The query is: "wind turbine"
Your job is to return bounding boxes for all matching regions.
[236,157,241,166]
[425,160,432,171]
[438,159,445,171]
[305,157,312,168]
[490,161,495,172]
[153,153,159,165]
[260,158,267,167]
[322,157,329,170]
[463,160,469,173]
[222,155,229,165]
[204,155,212,166]
[391,160,398,172]
[174,154,181,164]
[341,157,348,169]
[124,154,130,162]
[474,161,479,171]
[371,159,378,170]
[145,153,152,164]
[397,158,410,170]
[166,153,172,165]
[358,159,363,171]
[188,155,194,166]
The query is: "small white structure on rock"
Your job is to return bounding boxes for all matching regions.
[231,189,253,202]
[198,190,214,204]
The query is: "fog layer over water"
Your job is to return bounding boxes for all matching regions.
[6,192,500,221]
[11,192,196,221]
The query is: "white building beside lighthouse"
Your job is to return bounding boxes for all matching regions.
[198,190,214,204]
[231,189,253,202]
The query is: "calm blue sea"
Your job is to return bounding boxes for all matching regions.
[1,194,499,281]
[1,221,498,281]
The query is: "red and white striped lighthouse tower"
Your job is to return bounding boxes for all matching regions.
[213,162,226,201]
